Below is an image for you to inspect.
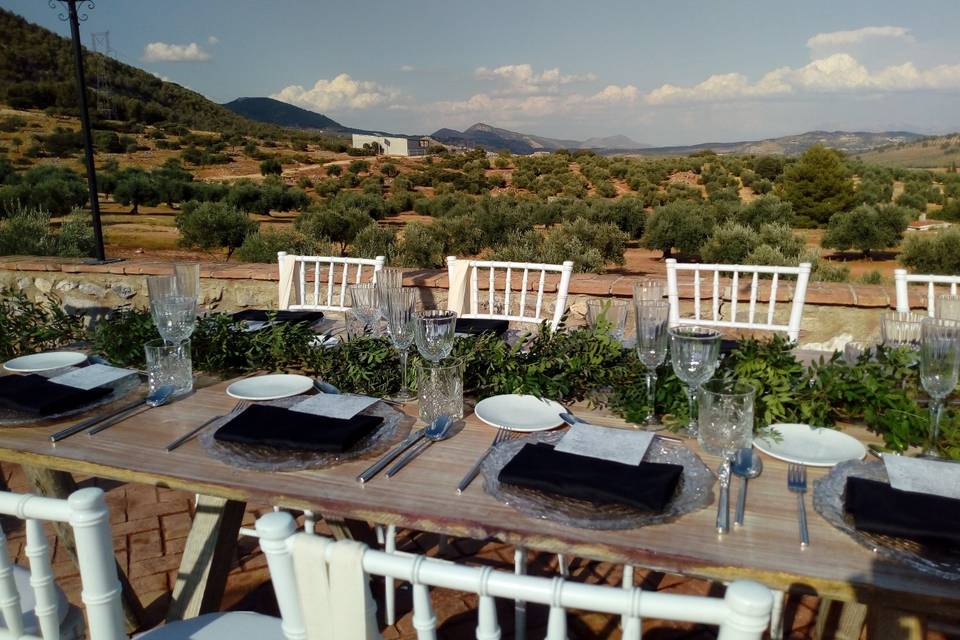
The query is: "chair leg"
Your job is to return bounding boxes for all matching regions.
[622,565,634,589]
[514,546,527,640]
[556,553,569,578]
[385,524,397,626]
[769,589,785,639]
[303,510,316,535]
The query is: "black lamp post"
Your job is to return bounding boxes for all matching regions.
[49,0,118,264]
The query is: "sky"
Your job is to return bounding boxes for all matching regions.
[5,0,960,146]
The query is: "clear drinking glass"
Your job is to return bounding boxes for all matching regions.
[147,274,178,301]
[144,339,193,397]
[935,295,960,322]
[348,283,383,336]
[416,358,464,423]
[150,295,197,344]
[634,300,670,429]
[174,263,200,301]
[632,279,664,302]
[377,267,404,290]
[415,310,457,363]
[669,326,722,436]
[586,299,629,340]
[880,311,924,351]
[919,317,960,457]
[384,287,418,402]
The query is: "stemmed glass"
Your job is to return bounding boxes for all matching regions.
[697,379,755,533]
[586,299,629,341]
[349,283,383,336]
[919,317,960,457]
[632,279,664,303]
[935,295,960,321]
[669,326,722,436]
[880,311,924,351]
[147,275,197,345]
[377,267,404,291]
[634,300,670,429]
[383,287,418,402]
[414,310,457,363]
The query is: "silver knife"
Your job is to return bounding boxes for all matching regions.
[356,429,425,483]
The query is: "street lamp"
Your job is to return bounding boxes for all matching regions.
[49,0,118,264]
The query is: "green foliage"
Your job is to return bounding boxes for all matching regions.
[347,159,370,174]
[0,206,57,256]
[0,165,87,216]
[700,222,760,264]
[350,223,396,261]
[822,204,909,258]
[259,158,282,176]
[0,289,83,359]
[736,195,794,230]
[379,162,399,178]
[641,200,716,258]
[90,306,160,367]
[779,144,857,226]
[113,168,160,214]
[175,201,257,259]
[235,227,325,263]
[56,210,96,257]
[396,222,444,268]
[295,206,373,254]
[325,163,343,177]
[899,227,960,274]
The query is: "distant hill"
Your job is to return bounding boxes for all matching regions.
[854,133,960,169]
[624,130,924,158]
[431,122,648,154]
[223,97,344,131]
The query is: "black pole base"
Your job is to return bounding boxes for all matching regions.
[84,257,124,265]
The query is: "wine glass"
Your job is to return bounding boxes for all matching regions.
[669,326,722,436]
[349,283,383,336]
[632,279,664,303]
[149,295,197,345]
[174,263,200,302]
[880,311,924,351]
[697,379,755,533]
[935,295,960,322]
[919,317,960,457]
[383,287,418,402]
[586,299,629,341]
[415,310,457,363]
[634,300,670,429]
[377,267,404,290]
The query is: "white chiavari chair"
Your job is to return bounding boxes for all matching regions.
[255,510,774,640]
[665,259,812,341]
[446,257,574,331]
[894,269,960,317]
[278,253,385,312]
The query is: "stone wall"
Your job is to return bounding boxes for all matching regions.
[0,256,913,345]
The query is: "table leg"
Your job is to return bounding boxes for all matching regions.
[165,495,245,622]
[814,599,867,640]
[19,465,144,633]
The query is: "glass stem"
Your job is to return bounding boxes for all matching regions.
[928,399,944,455]
[686,386,696,428]
[645,372,657,423]
[400,348,409,392]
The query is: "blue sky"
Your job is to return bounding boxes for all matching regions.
[5,0,960,145]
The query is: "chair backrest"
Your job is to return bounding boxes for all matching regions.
[665,259,812,341]
[255,511,773,640]
[278,252,386,312]
[446,256,574,331]
[0,489,123,640]
[894,268,960,316]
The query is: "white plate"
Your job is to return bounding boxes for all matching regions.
[754,423,866,467]
[3,351,87,373]
[226,374,314,401]
[474,394,565,432]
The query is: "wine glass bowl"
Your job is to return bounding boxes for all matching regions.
[669,326,722,436]
[383,287,418,402]
[415,310,457,363]
[919,317,960,457]
[634,300,669,428]
[149,295,197,344]
[880,311,924,350]
[349,283,383,333]
[586,299,629,340]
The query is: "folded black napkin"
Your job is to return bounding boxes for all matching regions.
[232,310,325,324]
[844,476,960,547]
[0,374,111,417]
[498,442,683,512]
[213,404,383,453]
[456,318,509,336]
[720,339,741,356]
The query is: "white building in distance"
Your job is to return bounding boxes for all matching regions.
[351,133,430,157]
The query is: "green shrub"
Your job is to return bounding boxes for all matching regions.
[113,168,160,214]
[1,165,87,215]
[700,222,759,264]
[758,223,805,258]
[736,195,794,230]
[779,144,856,225]
[0,206,57,256]
[895,192,927,211]
[0,289,84,359]
[297,176,314,190]
[326,163,343,177]
[235,227,324,263]
[259,158,282,176]
[805,249,851,282]
[380,162,399,178]
[858,270,884,285]
[743,244,792,267]
[822,204,909,258]
[347,159,370,174]
[56,210,95,258]
[175,201,257,259]
[350,223,396,261]
[641,200,716,258]
[295,207,373,255]
[899,227,960,274]
[397,222,444,268]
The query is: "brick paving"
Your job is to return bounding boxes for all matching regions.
[2,464,956,639]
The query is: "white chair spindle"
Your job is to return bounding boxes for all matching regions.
[535,271,546,321]
[694,269,701,320]
[893,268,960,317]
[470,266,479,315]
[384,523,396,626]
[325,260,335,307]
[411,580,437,640]
[24,519,58,640]
[514,547,527,640]
[298,266,306,310]
[545,578,566,640]
[767,274,779,326]
[312,261,320,307]
[488,267,495,315]
[476,568,500,640]
[730,271,740,322]
[504,267,512,318]
[952,282,958,296]
[748,272,759,324]
[339,263,350,308]
[928,282,936,315]
[0,526,24,638]
[519,269,529,320]
[712,271,720,321]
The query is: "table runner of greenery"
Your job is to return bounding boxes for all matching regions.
[2,289,956,459]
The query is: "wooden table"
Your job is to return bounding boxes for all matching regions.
[1,380,957,635]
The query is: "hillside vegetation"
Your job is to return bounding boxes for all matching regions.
[855,134,960,169]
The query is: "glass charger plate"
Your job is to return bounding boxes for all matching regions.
[0,369,141,427]
[481,430,715,530]
[813,459,960,581]
[199,395,413,472]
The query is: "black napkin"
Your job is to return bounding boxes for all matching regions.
[456,318,509,337]
[232,310,324,324]
[720,339,741,356]
[498,442,683,512]
[213,404,383,453]
[0,374,111,417]
[844,476,960,547]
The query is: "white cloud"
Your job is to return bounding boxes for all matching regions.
[645,53,960,105]
[400,64,415,72]
[142,42,211,63]
[207,35,219,45]
[587,84,641,104]
[272,74,396,111]
[475,64,596,94]
[807,26,911,50]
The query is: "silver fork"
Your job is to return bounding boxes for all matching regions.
[456,428,517,494]
[164,401,248,452]
[787,463,809,547]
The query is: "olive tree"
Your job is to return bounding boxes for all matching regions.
[821,204,909,258]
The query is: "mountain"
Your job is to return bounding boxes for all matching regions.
[431,122,636,154]
[223,97,344,131]
[853,133,960,169]
[579,134,645,150]
[622,130,924,157]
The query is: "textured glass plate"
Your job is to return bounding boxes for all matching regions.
[481,430,715,530]
[0,369,141,427]
[813,459,960,581]
[199,395,414,472]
